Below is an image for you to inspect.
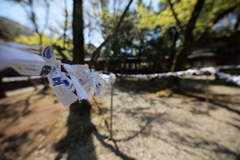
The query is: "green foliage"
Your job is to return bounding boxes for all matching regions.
[136,0,240,37]
[133,0,240,72]
[101,10,159,70]
[195,0,240,35]
[85,43,97,55]
[156,89,173,97]
[14,33,73,58]
[135,0,195,34]
[15,33,48,46]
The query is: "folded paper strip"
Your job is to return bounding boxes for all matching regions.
[41,46,116,106]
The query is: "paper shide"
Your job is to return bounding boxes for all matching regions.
[42,45,116,106]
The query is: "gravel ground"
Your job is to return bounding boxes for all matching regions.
[0,82,240,160]
[93,84,240,160]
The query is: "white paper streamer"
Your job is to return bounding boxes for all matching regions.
[42,46,78,106]
[63,63,88,100]
[0,44,51,75]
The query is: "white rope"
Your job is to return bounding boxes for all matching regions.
[116,66,240,86]
[2,76,42,82]
[216,72,240,86]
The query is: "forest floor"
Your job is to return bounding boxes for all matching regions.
[0,78,240,160]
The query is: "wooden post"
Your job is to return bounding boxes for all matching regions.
[28,76,37,91]
[0,75,6,98]
[205,74,210,114]
[110,85,114,139]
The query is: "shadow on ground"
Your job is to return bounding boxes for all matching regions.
[110,79,240,160]
[115,78,168,93]
[0,90,51,160]
[54,100,96,160]
[54,100,135,160]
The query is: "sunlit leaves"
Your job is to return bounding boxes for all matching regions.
[135,0,197,34]
[135,0,240,36]
[14,33,73,58]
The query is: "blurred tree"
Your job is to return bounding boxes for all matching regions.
[8,0,50,51]
[135,0,240,91]
[136,0,240,71]
[72,0,84,64]
[170,0,206,72]
[14,33,73,60]
[89,0,134,68]
[102,12,138,70]
[0,17,34,41]
[85,43,97,55]
[52,0,73,63]
[7,0,74,63]
[88,0,153,71]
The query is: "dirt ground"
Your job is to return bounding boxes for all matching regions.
[0,78,240,160]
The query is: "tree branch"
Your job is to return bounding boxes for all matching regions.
[29,0,39,33]
[63,0,68,49]
[185,0,206,39]
[233,13,240,33]
[41,0,50,33]
[90,0,134,68]
[167,0,184,32]
[196,5,237,45]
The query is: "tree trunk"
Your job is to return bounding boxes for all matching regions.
[171,43,191,71]
[39,33,43,51]
[171,0,206,72]
[233,13,240,33]
[0,74,5,98]
[153,35,164,72]
[167,29,179,71]
[169,0,206,92]
[73,0,85,64]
